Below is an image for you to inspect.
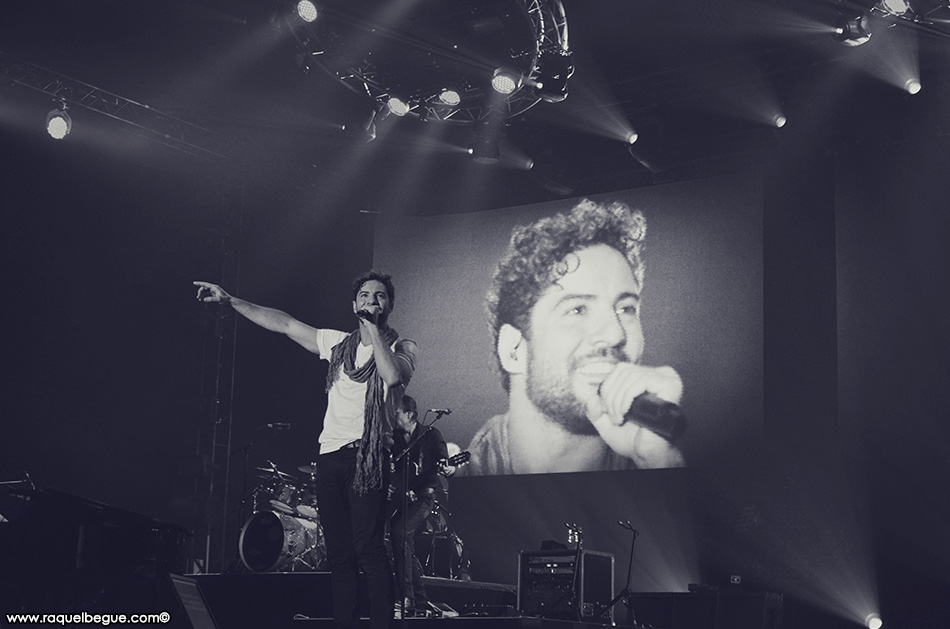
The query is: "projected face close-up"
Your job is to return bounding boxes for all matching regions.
[522,244,645,437]
[373,172,765,475]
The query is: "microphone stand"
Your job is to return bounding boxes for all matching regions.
[595,520,641,626]
[393,410,447,616]
[568,524,583,621]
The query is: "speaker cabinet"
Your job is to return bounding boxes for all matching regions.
[517,549,614,624]
[627,591,783,629]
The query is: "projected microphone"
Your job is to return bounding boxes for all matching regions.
[266,423,292,430]
[429,408,451,416]
[624,392,687,442]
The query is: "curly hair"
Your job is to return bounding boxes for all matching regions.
[351,270,395,307]
[487,199,646,390]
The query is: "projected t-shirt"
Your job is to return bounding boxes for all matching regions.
[460,413,639,476]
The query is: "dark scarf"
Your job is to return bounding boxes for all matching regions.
[325,326,400,495]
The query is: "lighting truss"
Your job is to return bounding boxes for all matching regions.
[0,50,226,159]
[905,0,950,23]
[285,0,570,125]
[833,0,950,43]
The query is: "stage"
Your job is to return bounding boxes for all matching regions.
[168,573,781,629]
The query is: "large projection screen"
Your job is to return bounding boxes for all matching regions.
[374,172,762,471]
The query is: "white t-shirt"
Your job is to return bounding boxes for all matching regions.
[315,329,417,454]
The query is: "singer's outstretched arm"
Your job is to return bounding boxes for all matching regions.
[193,281,320,354]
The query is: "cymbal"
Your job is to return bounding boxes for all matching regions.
[253,460,296,480]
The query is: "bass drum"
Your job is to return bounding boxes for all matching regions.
[238,511,326,572]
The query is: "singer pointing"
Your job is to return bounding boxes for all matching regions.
[460,199,685,475]
[194,271,417,629]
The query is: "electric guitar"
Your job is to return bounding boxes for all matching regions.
[389,451,470,508]
[438,451,471,475]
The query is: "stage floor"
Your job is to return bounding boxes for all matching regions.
[173,573,629,629]
[172,573,779,629]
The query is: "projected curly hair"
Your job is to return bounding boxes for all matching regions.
[487,199,647,390]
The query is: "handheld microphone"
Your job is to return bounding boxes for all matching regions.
[267,423,292,430]
[356,309,379,323]
[625,392,687,442]
[428,408,452,415]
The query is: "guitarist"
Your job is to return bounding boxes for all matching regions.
[389,395,450,617]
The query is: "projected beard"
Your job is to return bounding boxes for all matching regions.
[525,341,631,436]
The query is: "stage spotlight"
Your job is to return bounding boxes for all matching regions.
[439,89,461,106]
[492,68,522,95]
[772,114,787,128]
[470,118,502,164]
[626,130,639,144]
[904,78,922,94]
[386,97,410,116]
[471,138,500,164]
[879,0,910,16]
[834,13,872,46]
[46,107,72,140]
[535,51,574,103]
[865,612,883,629]
[342,107,378,142]
[296,0,318,23]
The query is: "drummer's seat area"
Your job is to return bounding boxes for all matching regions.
[0,485,188,618]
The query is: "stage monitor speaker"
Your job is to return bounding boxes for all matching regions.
[517,549,614,624]
[169,575,216,629]
[191,573,364,628]
[627,591,783,629]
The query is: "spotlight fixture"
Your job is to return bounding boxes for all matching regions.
[879,0,910,16]
[626,130,639,144]
[534,50,574,103]
[772,114,787,128]
[386,97,410,116]
[470,138,500,164]
[46,105,72,140]
[834,13,872,45]
[341,107,378,142]
[438,89,461,107]
[865,612,883,629]
[296,0,318,23]
[288,1,571,126]
[470,117,503,164]
[904,78,922,94]
[491,68,522,95]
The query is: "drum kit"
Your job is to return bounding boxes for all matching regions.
[238,460,327,573]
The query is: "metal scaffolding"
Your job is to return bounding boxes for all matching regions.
[0,49,228,160]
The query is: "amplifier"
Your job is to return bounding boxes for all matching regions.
[517,549,614,624]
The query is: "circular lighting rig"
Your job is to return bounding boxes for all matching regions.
[283,0,571,125]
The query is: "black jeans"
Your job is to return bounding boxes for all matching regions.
[390,495,433,609]
[313,447,393,629]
